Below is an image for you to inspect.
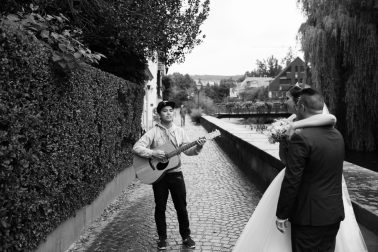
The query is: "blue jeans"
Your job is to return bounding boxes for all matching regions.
[152,172,190,240]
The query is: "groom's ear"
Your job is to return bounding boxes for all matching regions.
[297,103,305,113]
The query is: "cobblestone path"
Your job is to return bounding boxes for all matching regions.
[67,116,262,252]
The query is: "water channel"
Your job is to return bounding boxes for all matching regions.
[220,117,378,173]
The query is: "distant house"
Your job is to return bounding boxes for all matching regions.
[268,57,306,100]
[195,79,218,86]
[195,79,204,87]
[234,77,273,97]
[205,81,218,86]
[229,86,238,98]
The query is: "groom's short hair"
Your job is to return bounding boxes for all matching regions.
[299,88,324,111]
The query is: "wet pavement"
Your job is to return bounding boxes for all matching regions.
[67,115,378,252]
[204,116,378,252]
[208,116,378,219]
[67,116,262,251]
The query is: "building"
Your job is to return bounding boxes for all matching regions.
[195,79,205,87]
[233,76,273,97]
[141,54,166,131]
[268,57,306,100]
[195,79,218,86]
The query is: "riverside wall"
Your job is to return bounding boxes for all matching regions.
[200,115,378,236]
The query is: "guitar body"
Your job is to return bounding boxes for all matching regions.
[133,142,181,184]
[133,129,221,185]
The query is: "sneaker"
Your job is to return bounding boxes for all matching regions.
[157,239,167,250]
[182,236,195,249]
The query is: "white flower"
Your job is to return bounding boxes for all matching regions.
[263,118,291,144]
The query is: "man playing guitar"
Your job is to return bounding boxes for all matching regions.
[133,100,206,250]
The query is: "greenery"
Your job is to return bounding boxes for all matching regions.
[0,1,210,251]
[202,78,235,103]
[190,74,243,83]
[5,6,106,72]
[1,0,210,84]
[280,46,296,67]
[238,54,288,82]
[163,73,229,115]
[0,21,143,251]
[164,51,297,111]
[298,0,378,151]
[238,86,269,102]
[189,108,203,124]
[163,72,273,116]
[163,73,196,107]
[255,55,283,77]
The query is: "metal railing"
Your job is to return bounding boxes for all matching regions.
[215,103,289,115]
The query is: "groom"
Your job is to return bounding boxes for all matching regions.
[276,88,345,252]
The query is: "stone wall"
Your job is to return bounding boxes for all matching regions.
[200,115,378,235]
[201,117,284,192]
[35,167,136,252]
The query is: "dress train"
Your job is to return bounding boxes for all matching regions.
[233,169,367,252]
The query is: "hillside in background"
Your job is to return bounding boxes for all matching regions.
[190,74,243,85]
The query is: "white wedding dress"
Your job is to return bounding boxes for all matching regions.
[233,169,368,252]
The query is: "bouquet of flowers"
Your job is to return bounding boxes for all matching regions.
[264,118,291,144]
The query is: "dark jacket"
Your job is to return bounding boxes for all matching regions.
[276,126,345,226]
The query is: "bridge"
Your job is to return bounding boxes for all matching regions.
[215,111,292,119]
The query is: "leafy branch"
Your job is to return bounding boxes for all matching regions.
[4,4,106,71]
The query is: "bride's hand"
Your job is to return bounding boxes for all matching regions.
[287,114,297,122]
[285,122,296,140]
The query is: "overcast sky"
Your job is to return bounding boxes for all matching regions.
[168,0,306,76]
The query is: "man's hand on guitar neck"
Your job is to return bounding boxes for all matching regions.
[195,138,206,149]
[152,150,166,160]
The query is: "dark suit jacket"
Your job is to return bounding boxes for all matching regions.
[276,126,345,226]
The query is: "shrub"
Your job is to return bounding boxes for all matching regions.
[198,95,217,115]
[0,20,144,251]
[190,108,203,124]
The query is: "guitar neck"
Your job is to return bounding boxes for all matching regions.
[166,141,197,158]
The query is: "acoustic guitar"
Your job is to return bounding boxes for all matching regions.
[133,130,221,184]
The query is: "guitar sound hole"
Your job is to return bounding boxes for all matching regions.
[156,161,169,170]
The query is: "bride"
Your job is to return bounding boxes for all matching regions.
[233,86,367,252]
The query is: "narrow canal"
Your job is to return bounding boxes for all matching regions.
[221,118,378,173]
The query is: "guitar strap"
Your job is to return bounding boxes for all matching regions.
[161,128,182,166]
[162,128,179,149]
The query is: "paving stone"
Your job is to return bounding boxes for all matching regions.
[67,114,378,252]
[66,115,261,251]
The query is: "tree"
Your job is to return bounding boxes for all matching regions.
[1,0,210,84]
[210,79,235,103]
[281,47,295,67]
[239,86,269,102]
[255,55,282,77]
[203,83,215,100]
[165,73,196,107]
[170,73,196,91]
[298,0,378,151]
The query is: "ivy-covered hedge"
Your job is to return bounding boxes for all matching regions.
[0,21,144,251]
